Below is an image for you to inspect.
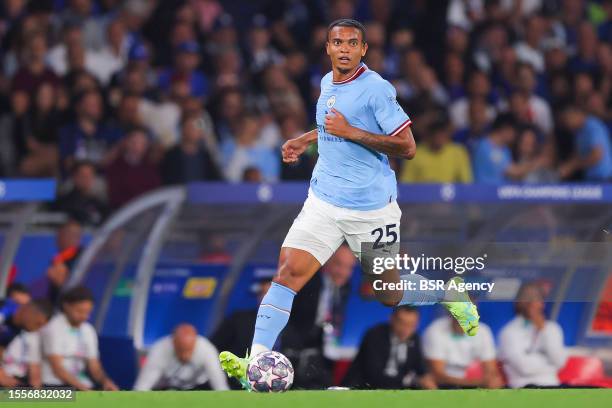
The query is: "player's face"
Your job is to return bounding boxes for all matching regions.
[326,26,368,74]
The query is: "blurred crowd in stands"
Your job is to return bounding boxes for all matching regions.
[0,0,609,225]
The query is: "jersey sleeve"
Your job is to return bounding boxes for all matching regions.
[370,81,411,136]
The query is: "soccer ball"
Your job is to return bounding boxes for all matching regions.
[247,351,294,392]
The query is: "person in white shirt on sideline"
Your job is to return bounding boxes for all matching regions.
[1,331,42,388]
[41,286,118,390]
[134,324,229,391]
[423,314,503,389]
[498,282,568,388]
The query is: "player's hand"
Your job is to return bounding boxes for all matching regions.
[281,138,308,163]
[102,378,119,391]
[325,108,353,139]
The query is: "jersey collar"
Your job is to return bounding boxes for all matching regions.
[332,63,367,85]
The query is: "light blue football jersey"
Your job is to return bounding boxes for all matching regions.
[311,63,411,210]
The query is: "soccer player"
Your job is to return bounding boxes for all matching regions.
[219,19,479,390]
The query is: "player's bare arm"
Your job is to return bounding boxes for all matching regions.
[325,108,416,159]
[281,129,317,163]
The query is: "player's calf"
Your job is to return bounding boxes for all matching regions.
[365,268,403,306]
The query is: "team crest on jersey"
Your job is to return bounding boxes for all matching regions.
[326,95,336,108]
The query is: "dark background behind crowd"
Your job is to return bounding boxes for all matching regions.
[0,0,610,227]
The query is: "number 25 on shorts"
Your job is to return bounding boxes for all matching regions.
[371,223,398,249]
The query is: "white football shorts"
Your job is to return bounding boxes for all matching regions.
[282,189,401,266]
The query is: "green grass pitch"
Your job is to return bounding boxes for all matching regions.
[2,389,611,408]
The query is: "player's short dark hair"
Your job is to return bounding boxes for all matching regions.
[30,299,54,320]
[327,19,367,43]
[393,305,419,315]
[61,286,94,305]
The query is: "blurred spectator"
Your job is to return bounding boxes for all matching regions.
[558,104,612,181]
[221,115,280,183]
[213,88,245,143]
[282,245,355,389]
[568,21,600,75]
[423,315,503,389]
[472,114,542,183]
[19,82,61,177]
[515,15,547,73]
[30,220,83,305]
[401,120,472,183]
[498,282,568,388]
[514,63,553,136]
[515,126,558,183]
[1,331,42,388]
[158,41,208,99]
[452,97,491,148]
[246,14,282,75]
[48,23,86,77]
[0,300,52,388]
[54,161,108,225]
[0,298,51,351]
[6,283,31,305]
[449,71,497,130]
[11,31,59,96]
[106,127,160,209]
[58,0,106,51]
[443,52,466,102]
[161,115,222,184]
[87,18,128,85]
[41,286,118,390]
[59,89,122,173]
[134,324,228,391]
[47,22,118,83]
[343,306,435,390]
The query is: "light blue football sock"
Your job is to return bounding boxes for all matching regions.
[397,273,445,306]
[251,282,296,356]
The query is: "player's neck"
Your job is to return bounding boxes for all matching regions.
[332,63,363,84]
